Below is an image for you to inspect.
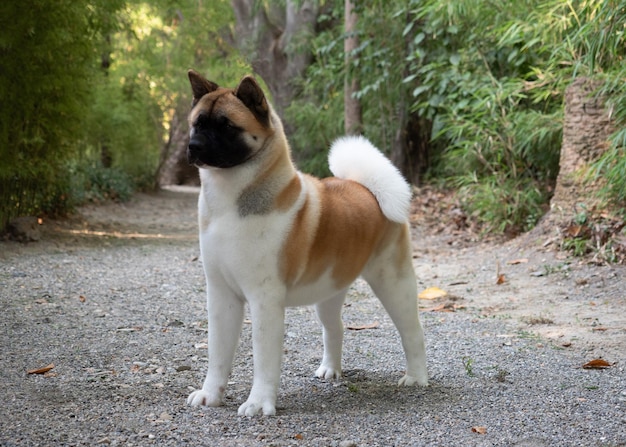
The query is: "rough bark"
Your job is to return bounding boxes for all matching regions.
[231,0,318,120]
[526,77,615,243]
[343,0,362,135]
[549,77,614,220]
[391,110,431,186]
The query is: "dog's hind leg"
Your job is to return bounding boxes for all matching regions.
[362,261,428,387]
[314,290,348,380]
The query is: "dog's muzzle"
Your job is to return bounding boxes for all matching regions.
[187,134,208,167]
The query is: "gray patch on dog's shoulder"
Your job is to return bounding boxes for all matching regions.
[237,187,273,217]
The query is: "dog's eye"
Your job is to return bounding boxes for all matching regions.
[195,114,210,129]
[221,118,239,132]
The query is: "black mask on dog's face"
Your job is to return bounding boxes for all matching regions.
[187,113,251,169]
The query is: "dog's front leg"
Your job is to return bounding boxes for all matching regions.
[188,289,244,407]
[238,299,285,417]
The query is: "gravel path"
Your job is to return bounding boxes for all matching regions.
[1,188,625,446]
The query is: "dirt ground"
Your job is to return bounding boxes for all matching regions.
[1,186,625,446]
[407,187,626,362]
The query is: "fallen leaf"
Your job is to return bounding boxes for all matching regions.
[496,274,506,285]
[471,426,487,434]
[346,321,379,331]
[582,359,611,369]
[506,258,529,265]
[591,326,608,332]
[27,363,55,375]
[565,224,584,238]
[79,295,86,303]
[418,287,448,300]
[422,303,463,313]
[294,433,304,440]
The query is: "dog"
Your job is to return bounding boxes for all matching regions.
[185,70,428,416]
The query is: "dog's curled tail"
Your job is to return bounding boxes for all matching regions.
[328,135,411,223]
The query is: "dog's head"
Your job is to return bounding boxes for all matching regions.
[187,70,274,169]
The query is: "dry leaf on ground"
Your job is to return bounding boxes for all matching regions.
[418,287,448,300]
[471,426,487,434]
[496,274,506,285]
[27,363,55,375]
[582,359,611,369]
[507,258,529,265]
[421,303,465,313]
[346,321,379,331]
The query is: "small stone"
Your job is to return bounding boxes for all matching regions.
[176,365,192,372]
[339,441,357,447]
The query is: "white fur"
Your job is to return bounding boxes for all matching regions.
[328,135,412,223]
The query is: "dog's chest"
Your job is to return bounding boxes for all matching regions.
[199,210,290,281]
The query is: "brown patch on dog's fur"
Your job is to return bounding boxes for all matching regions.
[274,175,302,212]
[281,177,394,289]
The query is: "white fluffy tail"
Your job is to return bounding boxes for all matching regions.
[328,135,411,223]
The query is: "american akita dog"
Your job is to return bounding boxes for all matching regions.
[185,70,428,416]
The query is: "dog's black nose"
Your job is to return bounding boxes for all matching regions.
[188,135,206,154]
[188,134,208,165]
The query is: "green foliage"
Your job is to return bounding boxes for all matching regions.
[82,0,242,187]
[0,0,124,228]
[285,5,344,176]
[403,0,566,233]
[287,1,417,175]
[70,162,135,204]
[0,0,244,230]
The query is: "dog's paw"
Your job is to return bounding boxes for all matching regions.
[238,398,276,417]
[315,365,341,380]
[187,389,223,407]
[398,373,429,387]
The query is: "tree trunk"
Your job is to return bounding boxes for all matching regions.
[231,0,318,122]
[549,77,614,221]
[391,111,431,186]
[343,0,361,135]
[390,10,431,186]
[527,77,615,242]
[156,103,199,187]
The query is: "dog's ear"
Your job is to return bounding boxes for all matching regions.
[188,69,218,107]
[234,76,270,127]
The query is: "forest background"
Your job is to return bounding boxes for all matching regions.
[1,0,625,249]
